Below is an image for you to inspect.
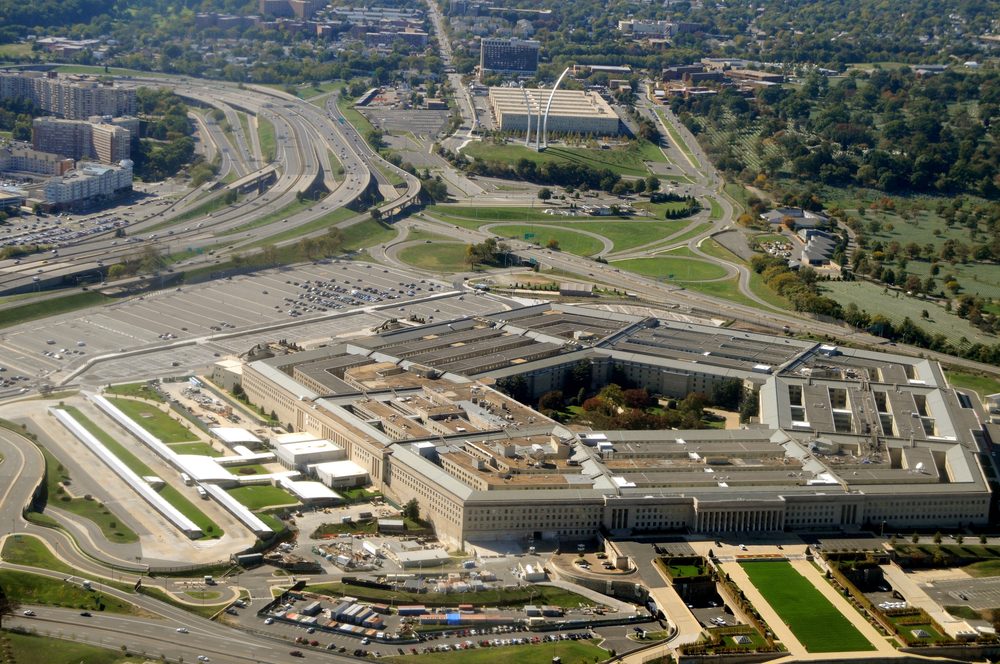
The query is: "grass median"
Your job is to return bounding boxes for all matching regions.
[61,407,222,540]
[0,630,150,664]
[0,569,138,615]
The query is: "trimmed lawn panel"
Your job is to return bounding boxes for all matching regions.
[105,398,197,443]
[740,561,874,653]
[104,382,164,402]
[461,140,660,177]
[226,485,298,509]
[167,441,221,456]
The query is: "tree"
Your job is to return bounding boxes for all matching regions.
[537,390,564,412]
[546,238,560,251]
[402,499,420,522]
[645,175,660,194]
[537,187,552,201]
[0,584,19,628]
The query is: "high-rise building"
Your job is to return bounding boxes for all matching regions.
[32,117,131,164]
[0,72,136,120]
[479,37,540,74]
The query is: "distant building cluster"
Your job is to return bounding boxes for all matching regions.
[617,19,702,39]
[0,71,136,120]
[657,59,785,98]
[0,144,74,176]
[488,87,622,136]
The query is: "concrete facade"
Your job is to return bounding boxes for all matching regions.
[488,87,622,136]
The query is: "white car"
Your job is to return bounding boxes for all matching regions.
[176,627,189,633]
[22,610,36,616]
[264,617,274,625]
[197,657,210,663]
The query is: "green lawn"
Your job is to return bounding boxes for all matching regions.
[428,205,574,224]
[946,371,1000,400]
[962,559,1000,578]
[0,630,147,664]
[105,398,197,443]
[37,446,138,544]
[337,94,376,137]
[146,191,239,231]
[697,239,791,310]
[226,485,298,510]
[257,115,276,162]
[168,441,221,456]
[398,243,471,273]
[708,197,723,220]
[587,221,688,253]
[820,280,994,346]
[306,583,593,609]
[0,292,108,330]
[244,205,357,248]
[104,382,164,402]
[1,535,76,575]
[312,520,377,537]
[237,111,252,149]
[229,463,272,476]
[613,256,728,281]
[740,561,874,653]
[461,140,661,177]
[383,639,607,664]
[0,569,137,614]
[492,224,604,256]
[341,218,398,251]
[61,407,221,539]
[217,197,313,237]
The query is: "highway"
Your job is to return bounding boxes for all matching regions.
[0,74,419,296]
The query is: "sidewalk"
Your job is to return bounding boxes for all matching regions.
[880,564,974,638]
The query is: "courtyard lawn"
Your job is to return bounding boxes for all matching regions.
[740,561,874,653]
[104,382,164,402]
[383,639,607,664]
[398,243,472,273]
[613,256,728,281]
[492,224,604,256]
[105,398,197,443]
[168,441,221,456]
[461,140,661,177]
[226,485,298,510]
[946,372,1000,400]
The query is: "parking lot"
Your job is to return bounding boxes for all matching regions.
[924,576,1000,611]
[0,260,513,387]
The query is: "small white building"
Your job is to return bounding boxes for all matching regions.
[275,439,344,471]
[312,459,370,487]
[276,477,341,506]
[211,426,263,449]
[271,431,321,447]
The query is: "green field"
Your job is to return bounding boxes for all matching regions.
[218,197,313,237]
[37,446,138,544]
[946,371,1000,400]
[0,630,147,664]
[428,205,582,225]
[740,561,874,653]
[613,256,728,281]
[0,42,34,59]
[257,115,276,162]
[337,94,376,137]
[2,536,76,575]
[61,407,221,539]
[820,280,994,346]
[698,239,791,310]
[962,559,1000,578]
[383,639,607,664]
[0,569,137,614]
[104,382,164,402]
[341,218,398,251]
[398,243,471,273]
[492,224,604,256]
[106,398,197,443]
[461,140,663,177]
[306,582,593,608]
[243,205,357,248]
[0,292,108,330]
[168,441,221,456]
[902,259,1000,301]
[226,485,298,509]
